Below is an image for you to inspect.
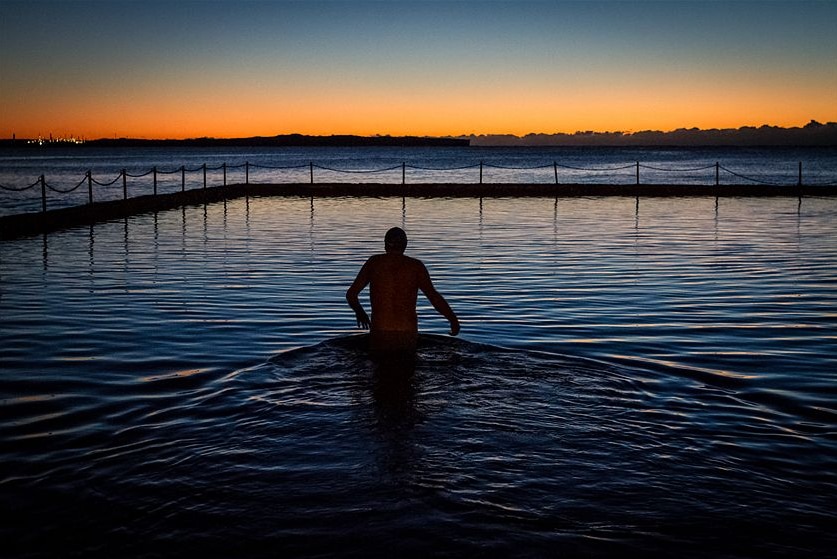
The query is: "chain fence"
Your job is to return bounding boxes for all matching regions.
[1,159,833,216]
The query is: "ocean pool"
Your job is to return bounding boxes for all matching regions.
[2,195,836,557]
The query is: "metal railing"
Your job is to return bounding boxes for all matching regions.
[0,159,831,215]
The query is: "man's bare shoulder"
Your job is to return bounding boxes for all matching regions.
[365,254,427,282]
[368,253,425,267]
[398,254,428,273]
[402,254,425,266]
[366,253,387,267]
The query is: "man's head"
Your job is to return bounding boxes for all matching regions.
[384,227,408,254]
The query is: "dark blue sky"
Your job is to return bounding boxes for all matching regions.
[2,1,835,138]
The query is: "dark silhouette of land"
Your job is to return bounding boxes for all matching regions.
[0,134,469,149]
[467,120,837,147]
[3,121,836,149]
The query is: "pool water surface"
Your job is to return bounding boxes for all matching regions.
[1,195,836,557]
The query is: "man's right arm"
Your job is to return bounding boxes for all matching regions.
[346,260,371,329]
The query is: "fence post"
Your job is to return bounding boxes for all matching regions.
[310,162,314,184]
[553,161,558,185]
[223,163,227,186]
[715,162,719,187]
[479,161,483,184]
[153,167,157,196]
[181,166,185,192]
[798,161,802,187]
[402,162,406,185]
[87,170,93,204]
[122,169,127,200]
[203,163,207,189]
[40,175,46,213]
[245,161,250,185]
[636,161,640,185]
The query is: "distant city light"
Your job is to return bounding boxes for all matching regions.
[25,135,85,145]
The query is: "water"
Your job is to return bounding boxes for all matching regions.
[2,194,837,557]
[1,145,836,216]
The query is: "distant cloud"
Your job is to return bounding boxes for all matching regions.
[464,121,837,147]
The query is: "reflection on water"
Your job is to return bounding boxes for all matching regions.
[2,195,837,557]
[2,334,835,557]
[13,195,837,405]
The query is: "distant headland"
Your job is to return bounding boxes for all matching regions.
[466,120,837,147]
[0,134,469,149]
[2,121,836,148]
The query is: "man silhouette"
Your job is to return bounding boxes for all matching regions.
[346,227,460,353]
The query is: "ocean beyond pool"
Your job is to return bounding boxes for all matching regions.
[1,192,836,557]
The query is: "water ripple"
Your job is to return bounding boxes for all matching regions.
[2,195,837,557]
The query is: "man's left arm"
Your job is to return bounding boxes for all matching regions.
[418,264,460,336]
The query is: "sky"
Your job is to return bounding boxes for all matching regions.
[1,0,836,139]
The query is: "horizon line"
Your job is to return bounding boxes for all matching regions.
[8,120,836,143]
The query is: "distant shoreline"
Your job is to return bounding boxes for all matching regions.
[0,135,470,149]
[2,121,836,148]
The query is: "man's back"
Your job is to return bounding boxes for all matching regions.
[365,252,428,333]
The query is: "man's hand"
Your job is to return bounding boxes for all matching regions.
[355,308,371,330]
[449,317,460,336]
